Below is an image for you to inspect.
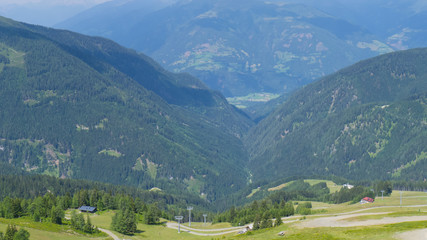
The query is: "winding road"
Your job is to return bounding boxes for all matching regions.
[166,222,248,236]
[165,204,427,237]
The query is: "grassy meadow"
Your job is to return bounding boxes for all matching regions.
[2,190,427,239]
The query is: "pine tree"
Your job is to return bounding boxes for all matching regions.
[83,214,94,233]
[229,205,236,223]
[274,212,283,227]
[50,206,64,224]
[260,213,272,229]
[11,228,30,240]
[252,214,261,230]
[5,225,17,240]
[71,211,85,231]
[32,210,41,222]
[111,207,137,235]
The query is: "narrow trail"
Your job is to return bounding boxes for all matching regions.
[297,212,427,228]
[395,228,427,240]
[99,228,120,240]
[166,222,246,236]
[166,223,244,232]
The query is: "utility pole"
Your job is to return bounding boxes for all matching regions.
[400,191,403,207]
[175,216,183,233]
[203,214,207,225]
[187,206,193,227]
[381,190,385,200]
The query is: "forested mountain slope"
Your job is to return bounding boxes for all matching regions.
[57,0,391,97]
[245,48,427,182]
[0,16,251,201]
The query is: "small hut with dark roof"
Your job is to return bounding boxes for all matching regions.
[78,206,97,213]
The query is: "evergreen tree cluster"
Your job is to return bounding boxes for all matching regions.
[70,211,97,234]
[0,225,29,240]
[326,186,376,204]
[111,206,137,235]
[0,189,168,230]
[214,199,294,227]
[0,174,209,213]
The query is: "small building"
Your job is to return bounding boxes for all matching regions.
[78,206,97,213]
[343,183,354,189]
[360,197,374,204]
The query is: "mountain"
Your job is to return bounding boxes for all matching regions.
[0,16,252,201]
[57,0,392,97]
[58,0,177,37]
[282,0,427,50]
[245,48,427,182]
[0,1,100,27]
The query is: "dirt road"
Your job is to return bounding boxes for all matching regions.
[166,222,247,236]
[99,228,120,240]
[396,228,427,240]
[165,204,427,237]
[297,212,427,228]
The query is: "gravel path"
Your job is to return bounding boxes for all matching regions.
[396,228,427,240]
[165,204,427,237]
[99,228,120,240]
[297,212,427,228]
[166,222,246,236]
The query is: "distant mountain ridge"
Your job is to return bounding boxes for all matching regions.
[57,0,392,97]
[0,16,251,201]
[245,48,427,182]
[281,0,427,50]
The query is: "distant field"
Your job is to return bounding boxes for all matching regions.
[227,92,280,109]
[235,221,427,240]
[304,179,342,193]
[247,187,260,198]
[268,179,341,193]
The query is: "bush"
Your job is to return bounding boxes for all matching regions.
[295,206,311,215]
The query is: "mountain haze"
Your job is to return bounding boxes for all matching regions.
[57,0,392,97]
[0,16,251,201]
[282,0,427,50]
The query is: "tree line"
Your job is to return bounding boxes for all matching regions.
[0,188,170,236]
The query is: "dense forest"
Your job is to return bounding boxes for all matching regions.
[246,48,427,183]
[0,16,252,202]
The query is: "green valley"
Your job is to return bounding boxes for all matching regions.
[0,2,426,238]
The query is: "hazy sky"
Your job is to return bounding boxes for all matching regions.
[0,0,110,6]
[0,0,112,26]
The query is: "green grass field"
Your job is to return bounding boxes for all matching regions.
[0,219,108,240]
[233,220,427,240]
[268,179,341,193]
